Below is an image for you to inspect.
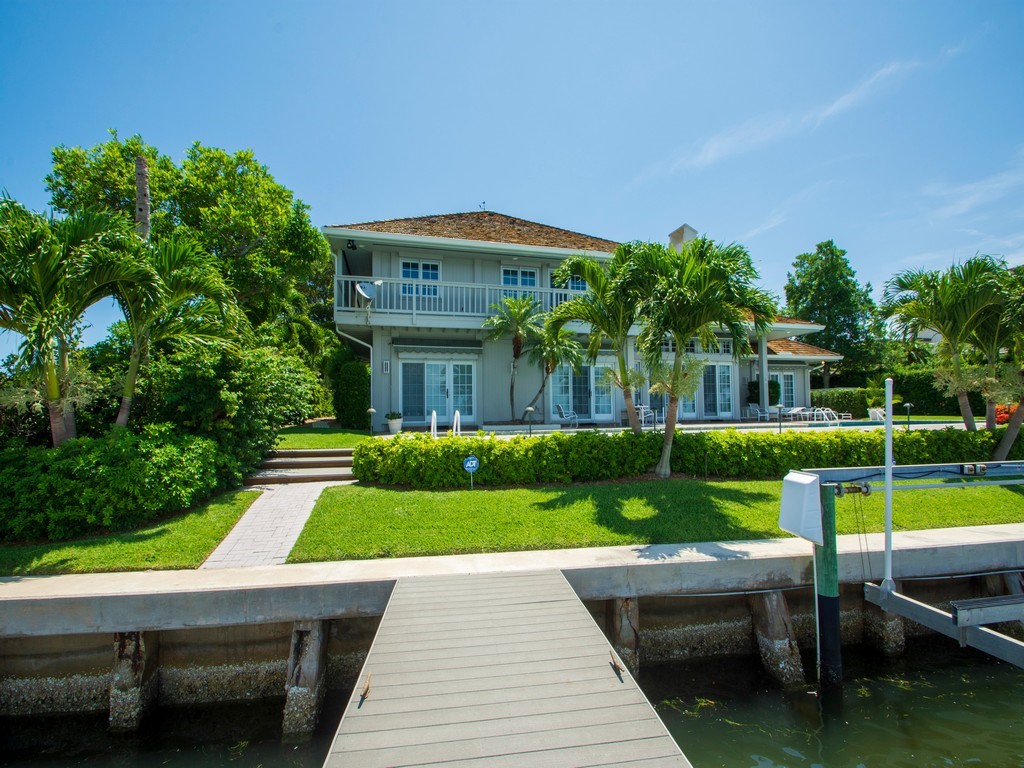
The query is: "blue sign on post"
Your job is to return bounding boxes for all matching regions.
[463,454,479,488]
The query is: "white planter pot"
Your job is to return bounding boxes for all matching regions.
[387,419,403,434]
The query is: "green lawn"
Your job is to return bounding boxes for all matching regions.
[0,490,259,576]
[288,479,1024,563]
[275,425,370,450]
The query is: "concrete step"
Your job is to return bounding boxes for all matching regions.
[261,456,353,469]
[271,448,355,458]
[244,466,355,486]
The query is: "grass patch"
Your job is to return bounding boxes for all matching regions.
[275,425,370,450]
[0,490,259,576]
[288,478,1024,563]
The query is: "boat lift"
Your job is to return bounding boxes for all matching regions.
[780,378,1024,686]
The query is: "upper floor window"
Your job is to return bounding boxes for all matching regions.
[685,338,698,354]
[401,260,440,297]
[502,267,537,287]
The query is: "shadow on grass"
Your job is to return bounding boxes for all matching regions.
[534,477,784,554]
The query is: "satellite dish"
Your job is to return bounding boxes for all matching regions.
[355,282,377,302]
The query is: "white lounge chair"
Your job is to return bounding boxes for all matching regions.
[635,404,656,426]
[555,403,578,428]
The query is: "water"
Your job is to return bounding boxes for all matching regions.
[0,695,347,767]
[3,642,1022,767]
[641,641,1024,768]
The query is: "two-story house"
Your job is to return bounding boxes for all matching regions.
[325,212,840,431]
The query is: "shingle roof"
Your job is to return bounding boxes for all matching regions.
[774,315,820,326]
[331,211,619,252]
[767,339,842,358]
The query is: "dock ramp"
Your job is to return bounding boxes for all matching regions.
[324,569,690,767]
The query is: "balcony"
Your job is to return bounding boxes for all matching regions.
[335,275,589,327]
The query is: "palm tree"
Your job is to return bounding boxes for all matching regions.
[483,295,543,421]
[967,259,1011,431]
[883,256,1004,431]
[632,238,776,478]
[993,266,1024,460]
[112,236,238,427]
[547,245,645,433]
[0,199,144,445]
[520,325,583,421]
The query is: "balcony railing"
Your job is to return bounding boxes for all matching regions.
[336,276,589,320]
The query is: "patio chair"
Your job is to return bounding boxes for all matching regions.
[555,403,578,428]
[748,405,771,422]
[636,404,656,426]
[783,407,809,421]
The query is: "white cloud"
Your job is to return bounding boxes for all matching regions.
[671,59,919,171]
[924,165,1024,220]
[741,209,788,241]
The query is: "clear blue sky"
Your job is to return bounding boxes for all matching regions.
[2,0,1023,354]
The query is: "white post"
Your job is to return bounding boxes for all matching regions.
[882,377,895,593]
[430,410,437,439]
[453,410,461,436]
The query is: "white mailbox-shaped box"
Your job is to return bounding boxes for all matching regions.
[779,470,823,545]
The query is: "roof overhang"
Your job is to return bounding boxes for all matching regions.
[323,226,613,261]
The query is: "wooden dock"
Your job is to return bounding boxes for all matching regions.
[324,569,690,767]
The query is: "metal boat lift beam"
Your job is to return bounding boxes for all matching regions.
[865,583,1024,668]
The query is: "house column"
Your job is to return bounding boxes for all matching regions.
[758,336,769,409]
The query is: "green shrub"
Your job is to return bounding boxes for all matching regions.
[143,345,318,485]
[334,361,370,429]
[353,426,1022,488]
[890,369,985,417]
[0,424,220,542]
[811,388,869,419]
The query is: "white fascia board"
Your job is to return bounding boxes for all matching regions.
[322,227,613,261]
[741,353,845,362]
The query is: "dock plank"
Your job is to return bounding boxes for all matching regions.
[324,570,689,767]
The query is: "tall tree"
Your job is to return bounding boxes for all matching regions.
[632,238,776,478]
[547,245,646,433]
[0,199,144,445]
[882,256,1004,431]
[46,132,332,330]
[112,237,238,427]
[784,240,877,386]
[483,296,543,421]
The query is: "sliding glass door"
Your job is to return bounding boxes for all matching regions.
[400,360,476,425]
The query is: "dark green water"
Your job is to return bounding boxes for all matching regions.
[642,641,1024,768]
[2,641,1022,767]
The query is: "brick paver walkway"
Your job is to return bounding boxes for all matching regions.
[201,480,352,569]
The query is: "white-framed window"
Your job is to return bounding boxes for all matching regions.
[769,371,796,408]
[401,260,440,297]
[685,338,698,354]
[567,275,587,291]
[502,266,538,299]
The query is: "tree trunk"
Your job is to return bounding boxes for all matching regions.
[618,356,642,434]
[63,406,77,440]
[821,361,831,388]
[520,371,550,422]
[116,350,142,428]
[986,399,997,431]
[622,386,642,434]
[57,337,77,440]
[957,390,977,431]
[509,358,518,422]
[993,398,1024,461]
[47,401,69,447]
[653,395,679,479]
[135,155,151,240]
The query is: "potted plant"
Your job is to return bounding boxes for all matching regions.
[385,411,403,434]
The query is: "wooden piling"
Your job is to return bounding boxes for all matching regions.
[606,596,640,675]
[282,620,328,739]
[815,484,842,687]
[108,631,159,731]
[747,590,805,688]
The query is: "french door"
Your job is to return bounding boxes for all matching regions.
[552,363,615,422]
[702,364,733,418]
[400,360,476,425]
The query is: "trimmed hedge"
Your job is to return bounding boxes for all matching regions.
[891,369,985,417]
[0,424,219,542]
[811,388,869,419]
[353,427,1023,488]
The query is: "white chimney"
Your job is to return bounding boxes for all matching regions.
[668,223,698,251]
